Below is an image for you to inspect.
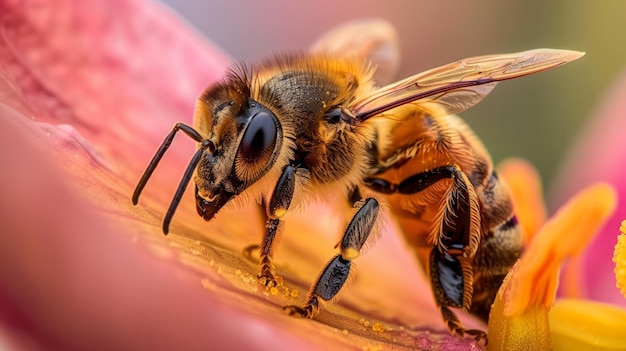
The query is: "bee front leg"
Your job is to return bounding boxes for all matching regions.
[284,196,379,318]
[257,164,298,287]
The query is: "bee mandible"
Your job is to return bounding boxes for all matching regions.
[132,22,583,341]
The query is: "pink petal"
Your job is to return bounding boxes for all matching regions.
[552,68,626,307]
[0,0,229,183]
[0,109,313,351]
[0,0,481,350]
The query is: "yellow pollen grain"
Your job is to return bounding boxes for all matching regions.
[342,247,360,260]
[371,323,386,332]
[273,208,287,219]
[290,289,299,298]
[613,220,626,298]
[270,287,279,296]
[342,329,349,335]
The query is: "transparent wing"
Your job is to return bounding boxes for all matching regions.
[350,49,584,121]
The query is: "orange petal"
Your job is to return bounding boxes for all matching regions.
[497,158,547,246]
[506,183,617,316]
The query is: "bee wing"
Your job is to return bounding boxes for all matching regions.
[350,49,584,121]
[310,19,400,84]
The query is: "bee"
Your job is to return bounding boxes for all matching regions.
[132,37,583,341]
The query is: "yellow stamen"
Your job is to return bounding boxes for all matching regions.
[487,261,552,351]
[550,299,626,350]
[614,220,626,298]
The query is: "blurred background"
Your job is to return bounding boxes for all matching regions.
[160,0,626,201]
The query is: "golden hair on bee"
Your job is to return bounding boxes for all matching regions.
[242,55,378,193]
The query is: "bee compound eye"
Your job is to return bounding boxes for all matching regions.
[239,111,278,163]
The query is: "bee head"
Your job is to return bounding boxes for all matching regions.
[193,85,282,221]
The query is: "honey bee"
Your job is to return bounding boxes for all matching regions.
[132,34,583,341]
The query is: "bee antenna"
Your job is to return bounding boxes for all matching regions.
[162,143,207,234]
[132,122,203,206]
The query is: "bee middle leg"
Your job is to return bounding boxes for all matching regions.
[284,196,380,318]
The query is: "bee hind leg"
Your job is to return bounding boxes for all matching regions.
[401,165,485,341]
[430,247,487,343]
[440,305,487,343]
[284,197,380,318]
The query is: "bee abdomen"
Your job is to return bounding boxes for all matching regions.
[477,171,515,231]
[471,215,522,321]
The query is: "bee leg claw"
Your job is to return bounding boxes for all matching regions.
[440,305,488,343]
[283,305,304,317]
[257,263,281,288]
[260,276,283,288]
[283,305,309,318]
[465,329,488,344]
[284,297,318,318]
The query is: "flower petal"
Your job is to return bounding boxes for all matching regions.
[552,68,626,305]
[0,0,229,181]
[487,183,617,350]
[0,2,483,349]
[507,183,616,316]
[0,107,316,351]
[550,299,626,350]
[497,158,547,246]
[487,262,552,351]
